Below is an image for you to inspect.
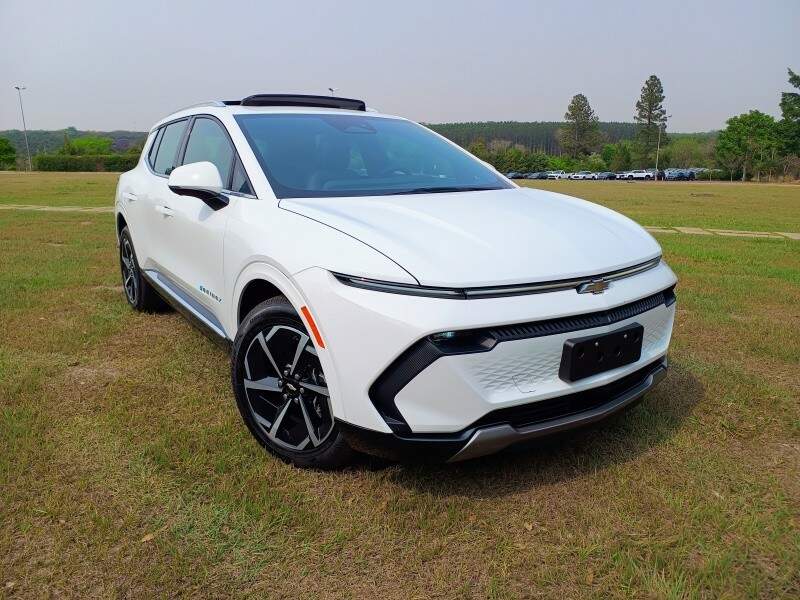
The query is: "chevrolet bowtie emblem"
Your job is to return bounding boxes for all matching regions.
[577,279,610,294]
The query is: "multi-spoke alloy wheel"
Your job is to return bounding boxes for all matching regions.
[120,237,138,305]
[118,226,166,312]
[231,297,356,469]
[242,325,334,451]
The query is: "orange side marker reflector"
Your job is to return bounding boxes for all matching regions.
[300,306,325,349]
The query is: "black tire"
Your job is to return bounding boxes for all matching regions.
[231,296,357,469]
[119,226,167,312]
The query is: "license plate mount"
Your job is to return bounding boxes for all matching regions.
[559,323,644,382]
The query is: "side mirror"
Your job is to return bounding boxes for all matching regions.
[168,161,229,210]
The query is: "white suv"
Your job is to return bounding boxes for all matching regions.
[625,170,654,180]
[115,94,676,468]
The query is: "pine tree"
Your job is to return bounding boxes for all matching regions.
[557,94,601,157]
[778,68,800,157]
[634,75,667,165]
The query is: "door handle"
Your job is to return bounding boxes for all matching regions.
[122,191,137,203]
[155,205,174,217]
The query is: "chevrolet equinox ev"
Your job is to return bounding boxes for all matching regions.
[115,94,676,468]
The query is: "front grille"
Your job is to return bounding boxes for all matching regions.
[469,359,664,430]
[487,287,673,343]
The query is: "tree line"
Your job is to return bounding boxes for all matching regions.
[428,121,638,154]
[32,133,143,172]
[458,70,800,181]
[1,70,798,178]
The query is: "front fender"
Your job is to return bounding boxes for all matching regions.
[228,262,348,424]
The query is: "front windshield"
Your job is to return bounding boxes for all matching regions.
[235,113,512,198]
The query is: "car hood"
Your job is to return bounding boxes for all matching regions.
[280,187,661,287]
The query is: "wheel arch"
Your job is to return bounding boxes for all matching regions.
[229,263,346,423]
[238,278,284,326]
[116,212,128,239]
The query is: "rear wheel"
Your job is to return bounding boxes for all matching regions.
[231,297,357,469]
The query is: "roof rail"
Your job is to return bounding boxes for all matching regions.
[175,100,227,112]
[226,94,366,111]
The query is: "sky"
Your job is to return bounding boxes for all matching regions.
[1,0,798,133]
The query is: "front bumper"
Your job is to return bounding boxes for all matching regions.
[294,262,677,438]
[340,357,667,462]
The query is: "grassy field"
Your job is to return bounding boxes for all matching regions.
[516,179,800,232]
[1,174,799,598]
[0,172,119,208]
[2,172,799,232]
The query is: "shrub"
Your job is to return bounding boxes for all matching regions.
[34,154,139,172]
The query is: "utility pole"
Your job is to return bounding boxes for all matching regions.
[654,113,672,179]
[328,87,338,96]
[14,85,32,171]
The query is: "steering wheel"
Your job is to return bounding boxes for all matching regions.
[377,167,410,177]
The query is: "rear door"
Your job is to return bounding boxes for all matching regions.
[141,118,190,271]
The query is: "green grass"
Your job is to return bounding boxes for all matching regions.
[0,172,118,207]
[1,175,799,597]
[518,180,800,231]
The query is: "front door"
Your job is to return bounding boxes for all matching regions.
[155,116,240,324]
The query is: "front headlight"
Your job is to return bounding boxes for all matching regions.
[333,256,663,300]
[332,273,464,299]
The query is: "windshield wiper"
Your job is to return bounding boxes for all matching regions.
[387,186,501,195]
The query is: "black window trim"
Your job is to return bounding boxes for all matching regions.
[145,113,256,199]
[147,117,190,178]
[146,127,164,169]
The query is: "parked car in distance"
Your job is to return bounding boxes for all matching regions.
[546,170,566,180]
[115,93,676,468]
[570,171,597,180]
[506,172,526,179]
[625,170,654,180]
[525,172,549,180]
[596,172,616,180]
[664,168,688,181]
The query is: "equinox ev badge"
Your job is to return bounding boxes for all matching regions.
[577,279,610,295]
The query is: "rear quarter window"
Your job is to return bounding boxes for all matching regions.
[152,120,187,175]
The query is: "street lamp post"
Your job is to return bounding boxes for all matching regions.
[328,87,338,96]
[654,113,672,179]
[13,85,32,171]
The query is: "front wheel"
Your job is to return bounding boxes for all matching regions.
[231,297,357,469]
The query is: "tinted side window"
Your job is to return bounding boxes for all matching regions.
[153,120,187,175]
[182,118,234,186]
[147,128,163,169]
[230,158,254,195]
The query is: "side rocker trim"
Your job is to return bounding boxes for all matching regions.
[143,269,231,347]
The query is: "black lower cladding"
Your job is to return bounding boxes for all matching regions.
[369,286,676,435]
[343,357,667,462]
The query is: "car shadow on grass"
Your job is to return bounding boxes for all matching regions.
[380,360,703,498]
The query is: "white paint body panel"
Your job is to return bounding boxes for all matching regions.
[115,102,677,436]
[281,187,662,288]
